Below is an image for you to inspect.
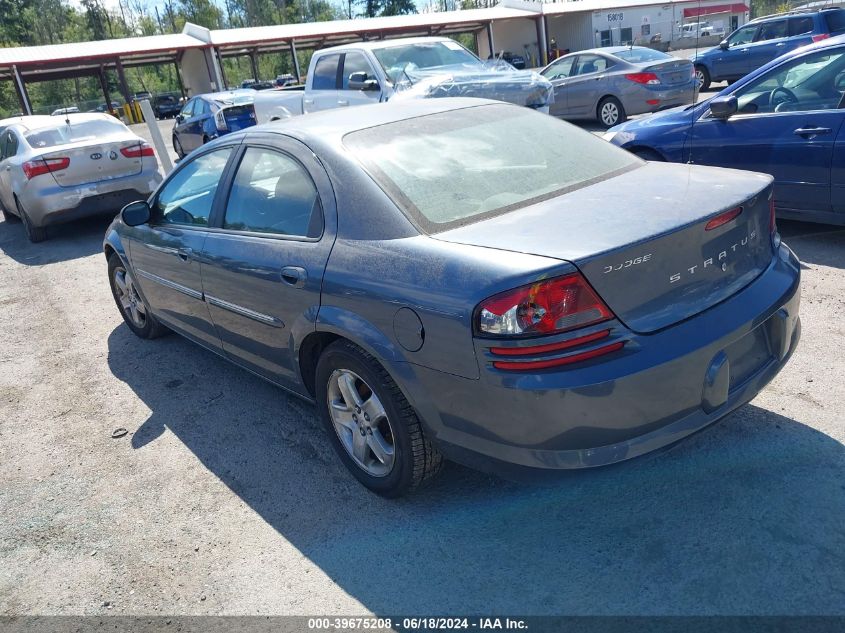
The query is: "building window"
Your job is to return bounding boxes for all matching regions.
[600,29,612,46]
[621,27,633,44]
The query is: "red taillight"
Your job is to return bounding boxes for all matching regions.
[625,72,660,85]
[492,341,626,371]
[22,157,69,179]
[812,33,830,43]
[705,207,743,231]
[646,99,660,106]
[490,329,610,356]
[120,143,155,158]
[476,273,614,338]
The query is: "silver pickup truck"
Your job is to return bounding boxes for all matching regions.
[253,36,554,123]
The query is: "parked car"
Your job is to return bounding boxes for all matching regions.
[105,98,800,497]
[487,50,527,69]
[51,106,79,116]
[171,90,256,159]
[539,46,696,127]
[678,21,726,39]
[134,91,153,101]
[153,94,182,119]
[691,8,845,89]
[92,101,120,113]
[605,34,845,226]
[0,113,161,242]
[252,37,553,123]
[274,73,297,87]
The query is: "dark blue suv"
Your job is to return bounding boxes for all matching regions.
[172,90,257,159]
[692,8,845,89]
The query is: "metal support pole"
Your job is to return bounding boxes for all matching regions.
[11,65,32,115]
[250,49,259,81]
[97,65,114,114]
[214,47,227,90]
[486,22,495,58]
[115,59,134,122]
[536,16,548,68]
[173,60,187,100]
[290,40,301,83]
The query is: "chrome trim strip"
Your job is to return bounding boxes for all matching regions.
[205,294,285,328]
[135,268,203,300]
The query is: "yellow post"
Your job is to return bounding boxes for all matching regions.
[134,101,143,123]
[122,103,134,124]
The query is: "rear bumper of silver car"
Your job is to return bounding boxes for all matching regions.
[400,242,801,473]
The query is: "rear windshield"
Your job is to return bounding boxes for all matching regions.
[614,47,671,63]
[25,119,129,149]
[344,104,640,232]
[824,10,845,33]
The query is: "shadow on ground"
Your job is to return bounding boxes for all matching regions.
[779,220,845,270]
[0,214,112,265]
[107,321,845,615]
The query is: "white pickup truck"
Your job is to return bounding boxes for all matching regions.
[253,36,553,123]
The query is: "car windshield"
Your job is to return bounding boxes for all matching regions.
[24,119,129,148]
[344,104,639,232]
[614,47,672,63]
[372,41,482,82]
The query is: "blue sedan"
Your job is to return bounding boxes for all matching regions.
[605,35,845,226]
[172,90,257,159]
[105,99,800,496]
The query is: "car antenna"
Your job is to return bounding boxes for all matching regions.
[687,0,704,165]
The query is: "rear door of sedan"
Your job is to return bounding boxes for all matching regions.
[199,134,337,391]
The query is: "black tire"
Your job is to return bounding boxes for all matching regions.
[17,199,47,243]
[632,148,665,162]
[597,96,626,128]
[173,135,185,159]
[695,65,711,91]
[315,340,443,497]
[107,252,169,339]
[1,203,19,223]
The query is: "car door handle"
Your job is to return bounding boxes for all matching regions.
[177,247,193,261]
[794,127,832,138]
[337,99,349,106]
[280,266,307,288]
[303,99,314,105]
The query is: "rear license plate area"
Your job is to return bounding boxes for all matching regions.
[725,321,774,389]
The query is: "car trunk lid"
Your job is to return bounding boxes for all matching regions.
[42,138,144,187]
[435,162,775,334]
[643,59,694,86]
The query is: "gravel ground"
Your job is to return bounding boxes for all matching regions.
[0,185,843,615]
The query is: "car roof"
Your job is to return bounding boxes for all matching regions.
[252,97,503,145]
[201,89,256,101]
[748,6,844,23]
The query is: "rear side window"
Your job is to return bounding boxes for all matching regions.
[757,20,788,41]
[155,147,233,227]
[223,147,322,237]
[573,55,610,75]
[345,104,639,232]
[824,10,845,34]
[789,16,814,36]
[312,54,341,90]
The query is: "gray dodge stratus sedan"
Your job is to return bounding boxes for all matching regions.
[104,98,801,497]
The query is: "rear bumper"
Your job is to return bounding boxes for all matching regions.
[399,242,801,472]
[626,82,697,116]
[20,171,161,227]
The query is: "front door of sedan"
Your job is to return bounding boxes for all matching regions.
[542,55,576,117]
[199,138,336,391]
[565,54,612,118]
[127,146,236,349]
[689,48,845,213]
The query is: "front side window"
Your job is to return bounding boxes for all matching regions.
[223,147,322,237]
[0,131,17,160]
[734,49,845,114]
[342,52,376,90]
[727,24,759,46]
[345,104,639,232]
[155,148,233,227]
[542,56,575,80]
[179,98,195,118]
[312,54,341,90]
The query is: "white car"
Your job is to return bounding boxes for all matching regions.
[679,22,726,38]
[0,114,162,242]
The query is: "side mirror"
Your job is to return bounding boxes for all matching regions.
[175,114,184,123]
[121,200,151,226]
[709,95,738,119]
[348,72,380,91]
[719,40,729,50]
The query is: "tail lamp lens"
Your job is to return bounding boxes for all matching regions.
[812,33,830,43]
[22,157,70,179]
[214,108,228,131]
[476,273,613,337]
[625,72,660,85]
[120,143,155,158]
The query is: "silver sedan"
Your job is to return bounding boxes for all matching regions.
[0,113,162,242]
[540,46,697,127]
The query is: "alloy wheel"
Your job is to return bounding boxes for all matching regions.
[113,266,147,328]
[600,101,620,127]
[327,369,395,477]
